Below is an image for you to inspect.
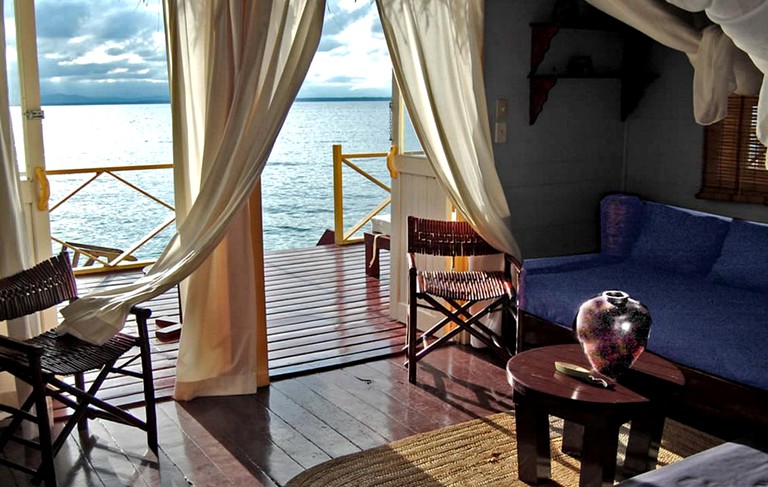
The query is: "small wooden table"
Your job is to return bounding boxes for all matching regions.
[364,231,390,279]
[507,344,684,487]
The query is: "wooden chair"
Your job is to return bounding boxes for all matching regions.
[63,241,138,267]
[0,251,157,486]
[406,216,520,384]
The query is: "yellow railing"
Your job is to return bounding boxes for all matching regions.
[37,164,175,275]
[332,144,397,245]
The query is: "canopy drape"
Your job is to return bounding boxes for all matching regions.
[586,0,767,146]
[665,0,768,145]
[376,0,521,262]
[57,0,324,400]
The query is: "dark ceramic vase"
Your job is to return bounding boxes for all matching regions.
[575,290,652,379]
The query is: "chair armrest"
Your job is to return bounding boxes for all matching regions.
[504,254,522,301]
[504,253,522,273]
[129,306,152,321]
[129,305,153,343]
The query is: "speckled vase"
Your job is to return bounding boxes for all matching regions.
[575,290,652,379]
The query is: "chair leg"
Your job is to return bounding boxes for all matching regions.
[407,294,418,384]
[74,372,89,440]
[501,299,516,356]
[139,332,159,454]
[33,374,56,487]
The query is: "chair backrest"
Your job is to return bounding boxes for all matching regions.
[407,216,500,257]
[0,252,78,322]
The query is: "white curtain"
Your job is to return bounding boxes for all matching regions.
[57,0,324,400]
[376,0,521,262]
[377,0,519,348]
[0,3,31,311]
[586,0,766,146]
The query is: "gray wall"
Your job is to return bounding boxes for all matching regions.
[485,0,625,258]
[485,0,768,261]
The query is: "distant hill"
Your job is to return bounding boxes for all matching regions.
[296,96,391,102]
[41,93,171,106]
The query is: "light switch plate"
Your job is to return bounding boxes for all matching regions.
[494,122,507,144]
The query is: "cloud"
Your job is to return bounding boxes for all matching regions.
[7,0,390,104]
[301,0,391,98]
[22,0,166,102]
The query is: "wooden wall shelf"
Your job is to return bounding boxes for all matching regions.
[528,21,657,125]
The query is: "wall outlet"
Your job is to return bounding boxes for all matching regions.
[494,122,507,144]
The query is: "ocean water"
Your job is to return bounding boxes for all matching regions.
[18,100,401,259]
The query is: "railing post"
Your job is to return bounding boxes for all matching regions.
[333,144,344,245]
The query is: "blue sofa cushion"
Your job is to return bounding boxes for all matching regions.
[707,219,768,293]
[629,201,730,276]
[600,194,643,257]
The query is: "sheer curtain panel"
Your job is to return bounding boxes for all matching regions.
[377,0,521,346]
[58,0,324,399]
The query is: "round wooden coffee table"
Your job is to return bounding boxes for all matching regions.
[507,344,684,486]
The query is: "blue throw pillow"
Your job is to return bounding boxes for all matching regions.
[630,202,730,276]
[707,219,768,292]
[600,194,643,257]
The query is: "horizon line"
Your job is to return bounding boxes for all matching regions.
[24,95,392,108]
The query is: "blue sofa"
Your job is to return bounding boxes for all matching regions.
[518,193,768,437]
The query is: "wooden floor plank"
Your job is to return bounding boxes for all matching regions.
[253,387,362,459]
[269,346,404,378]
[373,346,516,418]
[157,401,274,487]
[267,315,396,343]
[343,362,476,427]
[294,373,419,442]
[268,335,405,369]
[270,380,389,451]
[180,395,317,486]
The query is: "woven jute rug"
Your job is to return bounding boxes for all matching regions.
[286,412,723,487]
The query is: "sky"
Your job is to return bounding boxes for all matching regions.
[3,0,392,104]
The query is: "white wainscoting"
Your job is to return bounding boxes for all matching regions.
[388,154,452,326]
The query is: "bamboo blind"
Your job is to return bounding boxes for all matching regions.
[698,95,768,205]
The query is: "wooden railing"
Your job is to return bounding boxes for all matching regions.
[332,144,396,245]
[37,164,174,274]
[39,145,396,273]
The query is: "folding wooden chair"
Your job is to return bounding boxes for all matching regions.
[406,216,520,384]
[0,251,157,486]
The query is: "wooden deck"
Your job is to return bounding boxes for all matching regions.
[0,344,513,487]
[67,243,403,409]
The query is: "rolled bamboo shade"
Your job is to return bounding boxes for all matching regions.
[698,95,768,205]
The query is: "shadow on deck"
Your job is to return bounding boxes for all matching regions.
[72,243,403,409]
